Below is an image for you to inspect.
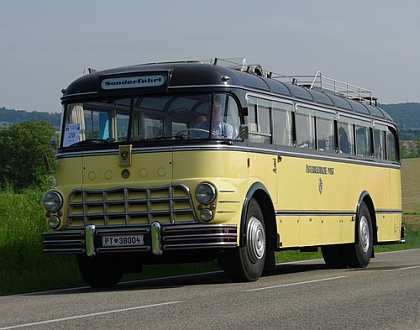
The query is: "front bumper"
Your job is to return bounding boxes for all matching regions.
[42,222,238,256]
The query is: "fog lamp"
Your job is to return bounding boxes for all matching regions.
[200,208,213,222]
[48,216,61,229]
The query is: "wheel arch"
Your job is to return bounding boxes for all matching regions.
[240,182,277,252]
[356,191,378,246]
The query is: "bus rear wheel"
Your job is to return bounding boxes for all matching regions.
[77,254,123,288]
[222,198,266,282]
[346,202,373,268]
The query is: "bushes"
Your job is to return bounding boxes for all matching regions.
[0,188,82,295]
[0,120,57,192]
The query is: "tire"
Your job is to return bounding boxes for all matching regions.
[76,254,123,288]
[222,198,266,282]
[345,202,373,268]
[321,244,347,269]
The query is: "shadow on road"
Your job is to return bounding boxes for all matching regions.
[28,260,329,295]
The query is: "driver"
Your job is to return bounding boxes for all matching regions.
[191,102,233,138]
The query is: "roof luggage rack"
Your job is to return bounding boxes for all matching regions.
[209,58,377,106]
[270,71,377,106]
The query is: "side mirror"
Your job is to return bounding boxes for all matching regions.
[238,124,249,140]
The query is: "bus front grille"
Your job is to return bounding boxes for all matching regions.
[65,184,197,228]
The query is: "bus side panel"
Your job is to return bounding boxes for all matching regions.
[172,149,249,227]
[376,168,402,242]
[56,156,83,187]
[247,151,279,205]
[276,155,401,248]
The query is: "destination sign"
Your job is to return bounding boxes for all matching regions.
[101,74,165,90]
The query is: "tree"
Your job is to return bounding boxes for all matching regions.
[0,119,57,192]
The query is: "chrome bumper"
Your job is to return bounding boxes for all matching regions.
[42,222,238,256]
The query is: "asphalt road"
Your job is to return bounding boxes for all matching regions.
[1,249,420,330]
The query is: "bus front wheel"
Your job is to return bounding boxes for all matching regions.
[222,198,266,282]
[76,254,123,288]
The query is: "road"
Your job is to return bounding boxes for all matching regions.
[1,249,420,330]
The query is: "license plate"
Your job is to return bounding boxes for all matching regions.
[102,235,144,247]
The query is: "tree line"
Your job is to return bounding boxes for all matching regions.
[2,103,420,140]
[0,107,61,130]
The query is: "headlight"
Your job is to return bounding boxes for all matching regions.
[43,191,63,212]
[195,183,216,205]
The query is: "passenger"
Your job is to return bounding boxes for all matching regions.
[191,102,233,138]
[319,135,331,151]
[339,127,350,153]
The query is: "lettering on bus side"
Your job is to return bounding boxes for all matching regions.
[306,164,335,175]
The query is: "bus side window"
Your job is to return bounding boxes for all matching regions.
[222,95,240,139]
[373,129,385,159]
[338,121,355,154]
[246,97,272,144]
[316,116,334,152]
[273,102,293,147]
[386,128,398,161]
[295,113,315,149]
[257,106,272,144]
[355,124,370,157]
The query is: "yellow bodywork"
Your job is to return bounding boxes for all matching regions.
[52,146,402,248]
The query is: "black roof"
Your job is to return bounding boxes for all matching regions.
[62,61,393,122]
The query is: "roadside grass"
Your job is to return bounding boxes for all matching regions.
[1,158,420,295]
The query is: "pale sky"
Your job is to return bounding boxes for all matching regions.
[0,0,419,113]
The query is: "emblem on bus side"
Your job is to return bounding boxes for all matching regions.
[318,178,323,194]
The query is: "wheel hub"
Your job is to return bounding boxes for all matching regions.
[246,216,266,263]
[359,215,370,253]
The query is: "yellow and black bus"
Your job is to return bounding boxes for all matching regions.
[42,58,403,287]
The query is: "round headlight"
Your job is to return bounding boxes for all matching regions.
[195,183,216,205]
[43,191,63,212]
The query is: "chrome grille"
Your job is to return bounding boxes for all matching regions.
[66,184,197,228]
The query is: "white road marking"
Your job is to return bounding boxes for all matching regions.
[0,301,182,330]
[383,265,420,272]
[244,276,348,292]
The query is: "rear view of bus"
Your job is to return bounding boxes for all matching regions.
[42,58,403,288]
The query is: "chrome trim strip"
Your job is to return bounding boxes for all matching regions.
[276,209,403,216]
[375,209,404,214]
[85,225,96,257]
[56,144,401,169]
[42,224,238,254]
[276,210,356,216]
[151,222,163,256]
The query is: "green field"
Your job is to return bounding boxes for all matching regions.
[1,159,419,295]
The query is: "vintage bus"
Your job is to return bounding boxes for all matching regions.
[42,58,403,288]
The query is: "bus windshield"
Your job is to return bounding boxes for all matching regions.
[61,93,240,147]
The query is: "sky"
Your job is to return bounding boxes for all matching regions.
[0,0,419,113]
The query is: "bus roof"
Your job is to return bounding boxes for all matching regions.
[61,59,393,122]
